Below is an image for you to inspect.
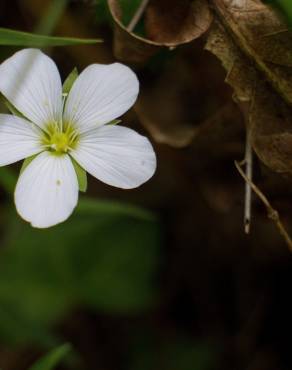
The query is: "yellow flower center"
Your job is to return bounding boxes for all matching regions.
[42,122,78,154]
[50,132,70,152]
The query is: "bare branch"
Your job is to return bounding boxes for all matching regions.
[235,160,292,252]
[244,132,253,234]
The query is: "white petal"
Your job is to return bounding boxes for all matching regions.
[0,49,62,130]
[70,125,156,189]
[63,63,139,133]
[0,114,43,166]
[15,152,79,228]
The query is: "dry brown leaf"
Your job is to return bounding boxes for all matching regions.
[205,20,257,103]
[144,0,212,45]
[250,83,292,176]
[108,0,213,63]
[206,1,292,176]
[212,0,292,105]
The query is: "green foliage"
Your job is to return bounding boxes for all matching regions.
[28,343,71,370]
[0,28,101,47]
[95,0,145,34]
[0,199,160,345]
[35,0,69,35]
[119,0,144,26]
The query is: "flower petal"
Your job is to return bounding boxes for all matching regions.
[70,125,156,189]
[15,152,79,228]
[63,63,139,133]
[0,114,43,166]
[0,49,62,130]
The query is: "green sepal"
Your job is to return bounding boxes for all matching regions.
[62,67,78,95]
[71,158,87,192]
[0,94,26,119]
[108,119,121,125]
[20,155,38,175]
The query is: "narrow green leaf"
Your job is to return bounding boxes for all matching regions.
[0,28,102,47]
[20,155,38,175]
[71,158,87,192]
[62,68,78,95]
[28,343,71,370]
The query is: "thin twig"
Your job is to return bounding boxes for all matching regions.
[127,0,150,32]
[244,132,253,234]
[235,160,292,252]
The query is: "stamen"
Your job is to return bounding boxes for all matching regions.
[42,121,79,154]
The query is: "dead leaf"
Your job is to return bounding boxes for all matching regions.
[212,0,292,105]
[206,2,292,177]
[250,83,292,176]
[108,0,213,63]
[205,20,257,102]
[144,0,213,45]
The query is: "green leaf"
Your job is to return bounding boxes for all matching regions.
[0,198,160,344]
[28,343,71,370]
[20,155,38,175]
[62,67,78,95]
[0,28,102,47]
[71,158,87,192]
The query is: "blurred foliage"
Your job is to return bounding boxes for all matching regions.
[28,344,71,370]
[0,199,160,345]
[129,335,214,370]
[35,0,69,35]
[95,0,145,35]
[95,0,142,25]
[264,0,292,25]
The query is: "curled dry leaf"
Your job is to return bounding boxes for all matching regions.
[212,0,292,105]
[107,0,213,63]
[206,1,292,177]
[144,0,213,45]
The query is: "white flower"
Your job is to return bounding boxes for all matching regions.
[0,49,156,228]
